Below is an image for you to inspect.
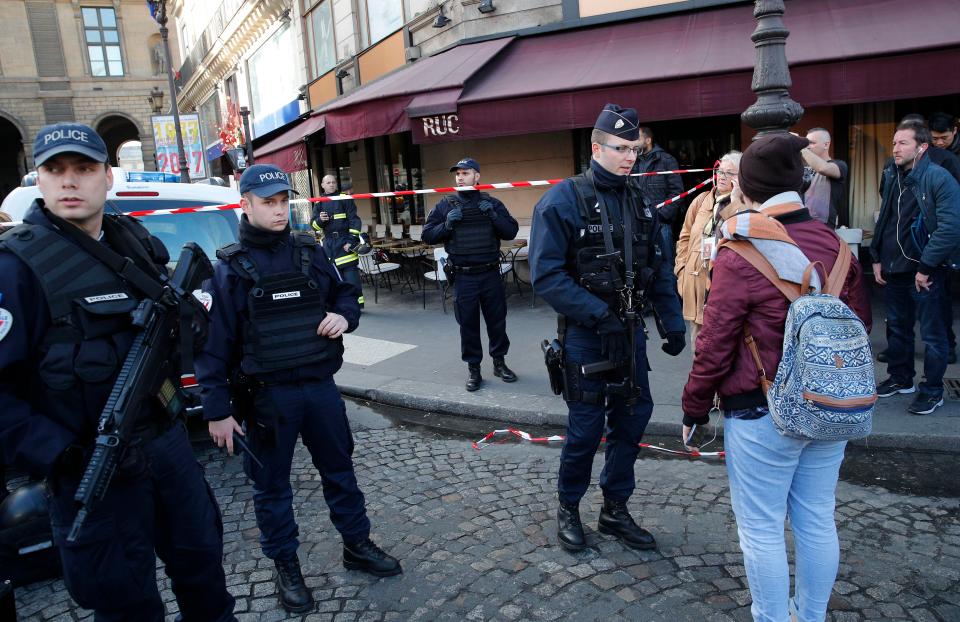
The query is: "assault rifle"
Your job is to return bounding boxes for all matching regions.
[67,243,212,542]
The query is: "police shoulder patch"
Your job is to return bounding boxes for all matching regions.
[192,289,213,312]
[0,307,12,342]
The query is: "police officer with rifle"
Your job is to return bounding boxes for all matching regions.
[0,123,235,620]
[530,105,685,553]
[198,164,400,615]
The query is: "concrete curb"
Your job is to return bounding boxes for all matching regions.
[337,379,957,454]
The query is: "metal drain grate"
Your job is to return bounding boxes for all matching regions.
[944,378,960,400]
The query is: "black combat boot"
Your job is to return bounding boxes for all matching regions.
[492,357,517,382]
[343,538,402,577]
[556,502,586,551]
[466,364,482,391]
[274,554,314,613]
[598,497,656,550]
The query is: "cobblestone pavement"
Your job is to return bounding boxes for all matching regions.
[13,406,960,622]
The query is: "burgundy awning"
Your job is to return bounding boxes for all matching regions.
[255,114,325,172]
[411,0,960,142]
[317,37,513,144]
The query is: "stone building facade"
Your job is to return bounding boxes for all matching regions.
[0,0,180,201]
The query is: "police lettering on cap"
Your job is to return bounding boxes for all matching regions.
[239,164,300,198]
[593,104,640,141]
[33,122,109,166]
[449,158,480,173]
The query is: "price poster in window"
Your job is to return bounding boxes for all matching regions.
[151,114,207,179]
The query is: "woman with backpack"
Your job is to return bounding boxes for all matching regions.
[679,133,873,622]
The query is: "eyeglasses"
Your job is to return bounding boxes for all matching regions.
[599,143,642,156]
[716,169,738,179]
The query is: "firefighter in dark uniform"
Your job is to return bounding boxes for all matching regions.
[529,105,686,552]
[198,164,400,614]
[0,123,235,621]
[422,158,520,391]
[312,174,365,308]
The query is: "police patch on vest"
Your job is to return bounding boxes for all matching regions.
[83,293,129,303]
[272,291,301,300]
[0,307,11,342]
[586,224,616,233]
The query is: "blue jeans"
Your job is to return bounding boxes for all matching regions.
[724,412,846,622]
[246,377,370,559]
[884,271,949,395]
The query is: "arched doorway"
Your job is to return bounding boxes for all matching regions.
[118,140,145,170]
[96,115,140,167]
[0,115,26,203]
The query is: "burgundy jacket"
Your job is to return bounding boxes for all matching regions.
[681,205,872,425]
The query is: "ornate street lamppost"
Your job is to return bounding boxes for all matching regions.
[146,0,191,182]
[741,0,804,137]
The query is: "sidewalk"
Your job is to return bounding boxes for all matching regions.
[337,279,960,453]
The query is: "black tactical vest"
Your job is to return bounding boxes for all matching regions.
[218,232,342,375]
[446,194,499,257]
[0,216,162,435]
[568,171,660,301]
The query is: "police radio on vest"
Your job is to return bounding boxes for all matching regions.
[45,129,89,144]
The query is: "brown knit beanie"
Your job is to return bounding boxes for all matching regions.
[738,133,810,204]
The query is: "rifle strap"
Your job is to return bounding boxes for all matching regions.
[45,210,166,300]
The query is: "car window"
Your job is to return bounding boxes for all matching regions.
[104,199,239,266]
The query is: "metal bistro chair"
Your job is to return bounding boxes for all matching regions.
[358,251,401,304]
[423,247,451,312]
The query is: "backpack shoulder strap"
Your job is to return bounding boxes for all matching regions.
[723,240,801,302]
[825,238,852,298]
[291,231,316,278]
[217,242,259,282]
[570,172,599,223]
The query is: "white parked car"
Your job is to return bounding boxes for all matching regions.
[1,168,241,267]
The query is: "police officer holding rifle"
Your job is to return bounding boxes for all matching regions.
[0,123,235,620]
[530,105,685,552]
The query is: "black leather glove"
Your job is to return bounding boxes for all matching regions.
[597,313,630,365]
[661,331,686,356]
[478,200,496,218]
[445,207,463,230]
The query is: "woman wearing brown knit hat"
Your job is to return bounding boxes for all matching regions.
[674,150,741,350]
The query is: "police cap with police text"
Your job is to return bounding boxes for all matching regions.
[239,164,299,198]
[33,122,108,166]
[449,157,480,173]
[594,104,640,141]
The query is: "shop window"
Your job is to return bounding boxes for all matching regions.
[358,0,403,49]
[83,6,123,76]
[306,0,336,79]
[369,134,424,227]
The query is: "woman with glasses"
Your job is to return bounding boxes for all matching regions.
[674,150,741,349]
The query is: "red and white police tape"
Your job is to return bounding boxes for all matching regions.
[1,167,711,223]
[471,428,725,459]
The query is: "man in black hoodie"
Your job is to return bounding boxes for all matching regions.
[632,128,684,264]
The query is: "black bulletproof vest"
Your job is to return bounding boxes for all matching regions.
[568,171,659,301]
[446,194,499,257]
[0,220,151,435]
[218,233,342,375]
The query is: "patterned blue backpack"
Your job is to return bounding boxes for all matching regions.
[729,240,875,441]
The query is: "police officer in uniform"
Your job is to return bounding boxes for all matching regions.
[199,164,400,614]
[422,158,520,391]
[312,174,365,308]
[529,105,685,552]
[0,123,235,620]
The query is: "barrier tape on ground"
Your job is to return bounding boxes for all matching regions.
[471,428,725,459]
[0,168,715,225]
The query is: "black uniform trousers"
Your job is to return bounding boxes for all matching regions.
[452,266,510,364]
[48,423,235,622]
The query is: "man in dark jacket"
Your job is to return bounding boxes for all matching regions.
[681,133,871,622]
[633,127,684,263]
[422,158,519,391]
[199,164,400,614]
[530,105,685,553]
[931,112,960,158]
[0,123,235,621]
[312,174,364,308]
[871,120,960,415]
